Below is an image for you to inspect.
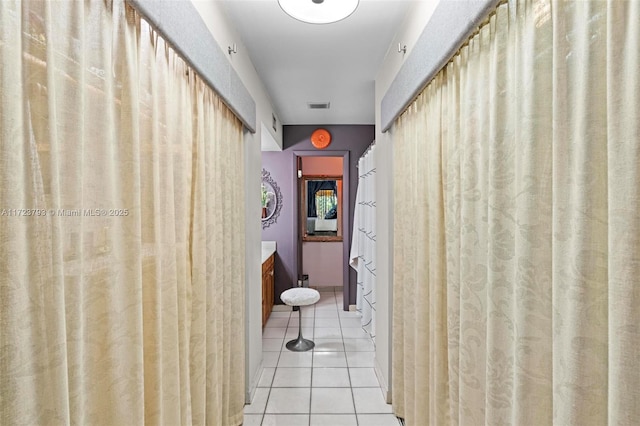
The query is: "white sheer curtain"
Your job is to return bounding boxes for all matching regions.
[350,144,377,339]
[392,0,639,425]
[0,1,245,425]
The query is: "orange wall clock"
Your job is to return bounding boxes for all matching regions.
[311,128,331,149]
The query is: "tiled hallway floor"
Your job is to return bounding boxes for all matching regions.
[244,288,401,426]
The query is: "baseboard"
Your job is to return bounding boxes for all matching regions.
[349,304,357,312]
[374,358,392,404]
[272,304,292,312]
[312,285,342,292]
[246,360,263,404]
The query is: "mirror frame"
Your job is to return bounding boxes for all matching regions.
[301,175,343,242]
[262,169,282,229]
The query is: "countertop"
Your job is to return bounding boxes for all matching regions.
[262,241,276,264]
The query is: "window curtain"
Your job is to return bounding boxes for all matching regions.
[349,144,377,339]
[0,1,245,425]
[392,0,639,425]
[307,180,337,218]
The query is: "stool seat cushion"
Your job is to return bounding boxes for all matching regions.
[281,288,320,307]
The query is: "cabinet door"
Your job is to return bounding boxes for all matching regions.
[262,270,268,327]
[262,255,275,328]
[262,271,267,328]
[266,264,274,321]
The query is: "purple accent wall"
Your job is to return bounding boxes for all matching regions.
[262,125,374,309]
[262,151,297,293]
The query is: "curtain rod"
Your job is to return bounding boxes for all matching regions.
[126,0,257,133]
[380,0,503,132]
[356,140,376,168]
[361,140,376,158]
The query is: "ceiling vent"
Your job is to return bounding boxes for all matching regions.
[307,102,330,110]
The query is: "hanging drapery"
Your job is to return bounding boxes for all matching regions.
[349,144,377,340]
[0,0,245,424]
[307,180,338,218]
[392,0,639,425]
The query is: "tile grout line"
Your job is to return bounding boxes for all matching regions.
[336,288,361,426]
[308,301,315,426]
[260,311,287,425]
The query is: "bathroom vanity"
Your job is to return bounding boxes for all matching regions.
[261,241,276,327]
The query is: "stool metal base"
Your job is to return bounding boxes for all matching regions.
[285,336,315,352]
[285,303,314,352]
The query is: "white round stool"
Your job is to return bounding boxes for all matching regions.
[280,287,320,351]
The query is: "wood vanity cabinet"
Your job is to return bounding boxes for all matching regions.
[262,254,274,327]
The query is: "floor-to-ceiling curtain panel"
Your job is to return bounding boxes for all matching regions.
[392,0,639,425]
[350,144,377,339]
[0,1,245,424]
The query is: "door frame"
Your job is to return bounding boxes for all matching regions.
[294,150,350,310]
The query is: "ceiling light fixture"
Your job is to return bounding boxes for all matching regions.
[278,0,359,25]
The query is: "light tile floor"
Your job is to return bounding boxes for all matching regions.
[244,288,401,426]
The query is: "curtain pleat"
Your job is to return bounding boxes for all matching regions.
[552,2,610,423]
[392,0,639,425]
[606,1,640,424]
[1,1,245,425]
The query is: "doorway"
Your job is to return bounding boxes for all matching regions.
[294,151,351,311]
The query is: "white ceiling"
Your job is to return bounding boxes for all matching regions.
[218,0,413,125]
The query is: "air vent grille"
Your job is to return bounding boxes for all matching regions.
[307,102,330,110]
